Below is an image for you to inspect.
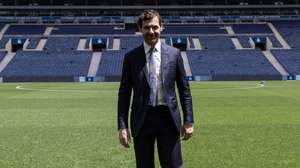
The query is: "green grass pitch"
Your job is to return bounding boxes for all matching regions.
[0,81,299,168]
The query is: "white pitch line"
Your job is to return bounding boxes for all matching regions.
[15,85,117,93]
[15,83,265,93]
[193,83,265,92]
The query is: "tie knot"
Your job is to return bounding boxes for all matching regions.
[149,47,156,54]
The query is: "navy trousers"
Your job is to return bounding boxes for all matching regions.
[133,105,183,168]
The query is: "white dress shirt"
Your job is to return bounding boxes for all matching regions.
[143,40,167,106]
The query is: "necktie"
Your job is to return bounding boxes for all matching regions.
[149,47,157,106]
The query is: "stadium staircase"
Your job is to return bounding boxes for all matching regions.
[225,26,235,35]
[21,26,51,51]
[77,38,88,50]
[180,51,192,76]
[112,38,120,50]
[231,38,243,49]
[192,38,202,49]
[0,52,16,74]
[44,27,54,36]
[0,24,9,40]
[225,25,244,49]
[35,38,47,51]
[23,38,47,51]
[267,23,291,49]
[88,52,102,77]
[23,39,30,50]
[187,38,191,49]
[5,39,12,51]
[262,50,289,76]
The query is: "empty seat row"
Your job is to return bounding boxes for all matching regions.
[0,51,92,77]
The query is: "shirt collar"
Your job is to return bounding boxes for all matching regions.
[143,40,161,54]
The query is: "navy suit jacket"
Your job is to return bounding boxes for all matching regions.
[118,42,194,137]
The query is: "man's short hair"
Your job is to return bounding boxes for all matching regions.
[137,9,162,29]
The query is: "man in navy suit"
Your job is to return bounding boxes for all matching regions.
[118,9,194,168]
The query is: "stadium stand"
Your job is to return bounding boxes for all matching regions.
[167,36,196,49]
[5,25,46,35]
[120,36,143,50]
[0,51,92,78]
[44,37,80,52]
[0,22,298,80]
[188,37,195,49]
[187,50,281,80]
[0,5,299,81]
[96,50,126,80]
[0,23,5,29]
[0,0,298,5]
[198,36,235,50]
[84,37,114,50]
[272,21,300,49]
[26,37,42,49]
[162,25,227,34]
[237,36,253,48]
[0,51,6,62]
[0,37,9,49]
[237,35,282,49]
[0,22,5,31]
[271,50,300,75]
[107,37,114,49]
[0,21,298,81]
[51,25,134,35]
[163,36,172,45]
[268,36,283,48]
[231,24,273,34]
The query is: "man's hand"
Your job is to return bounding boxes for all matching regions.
[181,123,193,141]
[119,128,131,148]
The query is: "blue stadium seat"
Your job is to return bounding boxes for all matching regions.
[232,24,272,34]
[271,50,300,75]
[187,50,280,76]
[0,51,6,62]
[0,51,92,77]
[5,25,46,35]
[120,36,143,51]
[52,25,135,35]
[97,50,126,77]
[199,36,235,50]
[44,37,80,52]
[162,25,227,34]
[0,37,9,49]
[272,21,300,49]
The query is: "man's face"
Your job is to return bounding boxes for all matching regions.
[139,16,162,46]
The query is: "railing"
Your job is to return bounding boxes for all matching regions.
[1,15,300,24]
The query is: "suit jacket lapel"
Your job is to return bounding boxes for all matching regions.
[161,43,169,85]
[137,45,149,85]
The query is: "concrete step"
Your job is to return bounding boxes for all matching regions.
[262,50,289,76]
[232,38,243,49]
[267,22,291,49]
[0,52,16,73]
[77,38,88,51]
[180,51,192,76]
[192,38,202,49]
[88,52,102,77]
[44,27,54,36]
[112,38,120,50]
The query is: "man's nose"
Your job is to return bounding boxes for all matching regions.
[149,28,154,33]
